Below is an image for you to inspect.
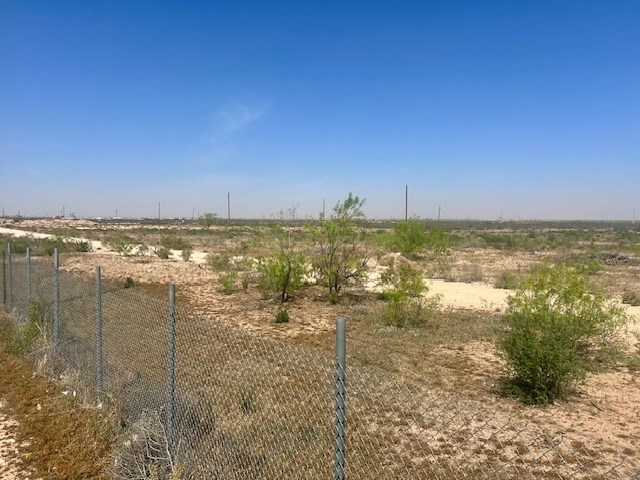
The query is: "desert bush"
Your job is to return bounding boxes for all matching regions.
[379,259,439,328]
[219,270,238,295]
[456,263,484,283]
[389,220,425,255]
[258,252,305,302]
[424,227,455,253]
[622,291,640,306]
[181,247,193,261]
[105,232,136,255]
[494,270,523,289]
[123,277,136,289]
[275,308,290,324]
[199,212,217,229]
[160,235,192,251]
[498,263,629,405]
[309,193,370,303]
[155,246,171,259]
[206,253,230,271]
[0,301,45,355]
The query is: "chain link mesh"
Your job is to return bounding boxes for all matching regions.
[0,249,638,479]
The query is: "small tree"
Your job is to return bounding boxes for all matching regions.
[498,263,629,405]
[310,193,370,303]
[200,212,217,229]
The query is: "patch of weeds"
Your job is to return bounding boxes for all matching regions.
[379,258,440,328]
[206,253,230,271]
[494,270,523,290]
[241,273,250,293]
[155,246,171,259]
[160,235,192,251]
[181,246,193,261]
[0,301,45,355]
[622,291,640,306]
[123,277,136,289]
[275,308,290,323]
[458,263,484,283]
[105,232,136,255]
[219,270,238,294]
[627,356,640,371]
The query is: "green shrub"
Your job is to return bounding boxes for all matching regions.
[494,270,523,290]
[379,259,439,328]
[181,247,193,261]
[275,309,290,324]
[309,193,370,303]
[155,246,171,259]
[498,264,629,405]
[219,270,238,295]
[160,235,192,251]
[425,227,456,253]
[105,232,135,255]
[1,301,45,355]
[123,277,136,289]
[206,253,230,271]
[258,252,305,302]
[622,291,640,306]
[456,263,484,283]
[390,220,425,255]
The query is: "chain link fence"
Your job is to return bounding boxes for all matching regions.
[1,243,638,479]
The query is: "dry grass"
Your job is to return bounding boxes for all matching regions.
[0,324,115,479]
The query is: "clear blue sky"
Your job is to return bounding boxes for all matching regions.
[1,1,638,220]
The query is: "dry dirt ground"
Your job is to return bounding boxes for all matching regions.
[1,220,639,476]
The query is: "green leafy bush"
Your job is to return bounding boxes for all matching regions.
[309,193,370,303]
[160,235,192,251]
[155,246,171,259]
[498,264,629,405]
[206,253,230,271]
[379,259,439,328]
[494,270,523,290]
[219,270,238,295]
[390,220,425,255]
[275,309,290,324]
[425,227,456,253]
[258,252,305,302]
[105,232,136,255]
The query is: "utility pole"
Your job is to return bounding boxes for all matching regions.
[158,202,161,220]
[405,185,408,221]
[438,205,441,223]
[227,193,231,223]
[62,205,65,218]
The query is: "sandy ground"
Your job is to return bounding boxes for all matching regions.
[2,222,640,476]
[0,400,27,480]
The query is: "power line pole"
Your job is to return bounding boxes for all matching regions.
[438,205,441,223]
[405,185,408,221]
[158,202,161,220]
[227,192,231,223]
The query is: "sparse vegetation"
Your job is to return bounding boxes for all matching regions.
[105,232,136,255]
[155,246,171,259]
[200,212,218,229]
[499,264,629,405]
[389,219,425,256]
[219,270,238,294]
[275,308,290,323]
[622,291,640,306]
[309,193,370,303]
[379,258,439,327]
[181,246,193,261]
[494,270,523,290]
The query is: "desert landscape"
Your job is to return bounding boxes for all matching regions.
[1,215,639,478]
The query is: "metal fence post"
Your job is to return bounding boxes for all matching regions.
[335,317,347,480]
[26,247,32,302]
[166,283,177,453]
[53,248,60,348]
[7,242,12,310]
[2,250,6,306]
[96,266,104,398]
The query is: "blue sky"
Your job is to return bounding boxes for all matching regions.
[1,1,638,220]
